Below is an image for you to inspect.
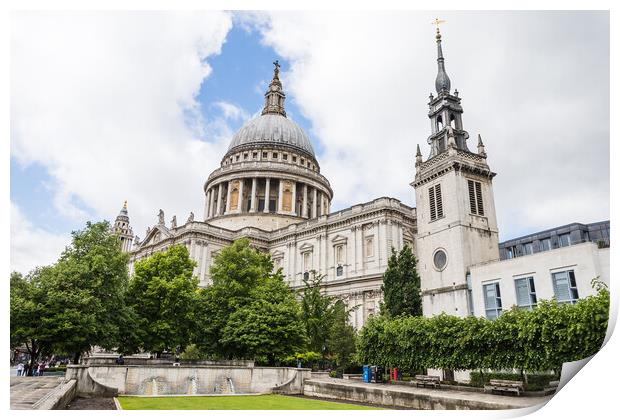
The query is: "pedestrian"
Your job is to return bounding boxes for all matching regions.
[37,361,45,377]
[16,362,24,377]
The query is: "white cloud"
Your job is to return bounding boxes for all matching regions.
[10,202,69,274]
[214,101,249,121]
[249,11,609,240]
[11,11,233,260]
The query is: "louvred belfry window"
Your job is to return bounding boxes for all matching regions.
[468,179,485,216]
[429,184,443,221]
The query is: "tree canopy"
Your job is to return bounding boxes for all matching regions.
[380,244,422,317]
[193,239,306,362]
[126,244,198,357]
[10,221,132,367]
[299,271,357,368]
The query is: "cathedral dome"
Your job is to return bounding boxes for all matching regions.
[227,113,315,157]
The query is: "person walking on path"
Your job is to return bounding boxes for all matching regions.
[16,363,24,376]
[37,361,45,377]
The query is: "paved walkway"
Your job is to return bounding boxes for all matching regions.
[306,378,553,409]
[10,376,66,410]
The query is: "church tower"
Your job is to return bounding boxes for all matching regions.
[412,26,499,317]
[113,201,134,253]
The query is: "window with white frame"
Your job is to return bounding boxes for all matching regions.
[514,277,537,309]
[540,238,551,251]
[552,270,579,304]
[483,282,502,320]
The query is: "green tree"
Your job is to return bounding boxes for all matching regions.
[193,239,305,363]
[11,221,132,366]
[220,274,306,364]
[127,244,198,357]
[299,271,357,368]
[10,269,56,375]
[50,221,131,362]
[380,244,422,317]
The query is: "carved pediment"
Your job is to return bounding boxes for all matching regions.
[331,234,348,245]
[272,250,285,259]
[299,242,314,252]
[140,224,171,247]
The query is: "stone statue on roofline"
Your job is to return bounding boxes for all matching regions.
[187,212,195,223]
[158,209,165,225]
[171,215,177,229]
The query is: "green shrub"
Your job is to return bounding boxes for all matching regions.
[357,280,609,374]
[179,344,204,361]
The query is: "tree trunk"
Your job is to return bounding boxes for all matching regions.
[72,352,81,364]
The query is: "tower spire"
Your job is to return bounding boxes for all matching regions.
[433,19,451,95]
[261,60,287,117]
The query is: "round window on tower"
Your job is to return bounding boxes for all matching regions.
[433,249,447,271]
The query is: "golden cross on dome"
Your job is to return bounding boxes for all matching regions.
[432,18,446,33]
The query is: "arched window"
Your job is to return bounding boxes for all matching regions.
[437,115,444,131]
[449,113,456,128]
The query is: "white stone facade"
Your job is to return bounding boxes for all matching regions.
[119,33,609,335]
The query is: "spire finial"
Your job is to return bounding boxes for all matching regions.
[273,60,280,79]
[477,134,487,157]
[262,59,287,117]
[433,18,451,95]
[415,144,422,165]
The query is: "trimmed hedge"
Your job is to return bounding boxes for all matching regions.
[358,280,609,374]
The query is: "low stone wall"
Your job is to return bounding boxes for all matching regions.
[66,365,309,396]
[303,380,526,409]
[33,379,77,410]
[83,356,254,367]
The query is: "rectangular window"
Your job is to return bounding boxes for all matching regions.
[429,184,444,221]
[283,153,288,161]
[292,156,297,162]
[262,152,267,159]
[483,282,502,320]
[552,270,579,304]
[429,186,436,220]
[523,242,533,255]
[540,238,551,251]
[335,245,344,265]
[252,152,258,159]
[365,237,374,258]
[506,245,517,259]
[467,179,485,216]
[272,152,278,159]
[559,233,571,247]
[515,277,537,309]
[435,184,443,218]
[468,180,477,213]
[302,252,311,272]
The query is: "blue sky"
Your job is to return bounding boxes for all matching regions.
[10,11,610,273]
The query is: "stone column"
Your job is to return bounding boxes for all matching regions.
[291,182,297,216]
[211,187,217,218]
[237,178,245,213]
[312,188,318,218]
[264,178,270,213]
[278,179,284,213]
[250,177,257,212]
[225,180,232,214]
[302,184,308,218]
[216,184,223,216]
[204,190,211,221]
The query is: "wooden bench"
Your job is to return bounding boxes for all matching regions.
[413,375,441,388]
[484,379,524,396]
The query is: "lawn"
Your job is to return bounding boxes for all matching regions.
[117,394,382,410]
